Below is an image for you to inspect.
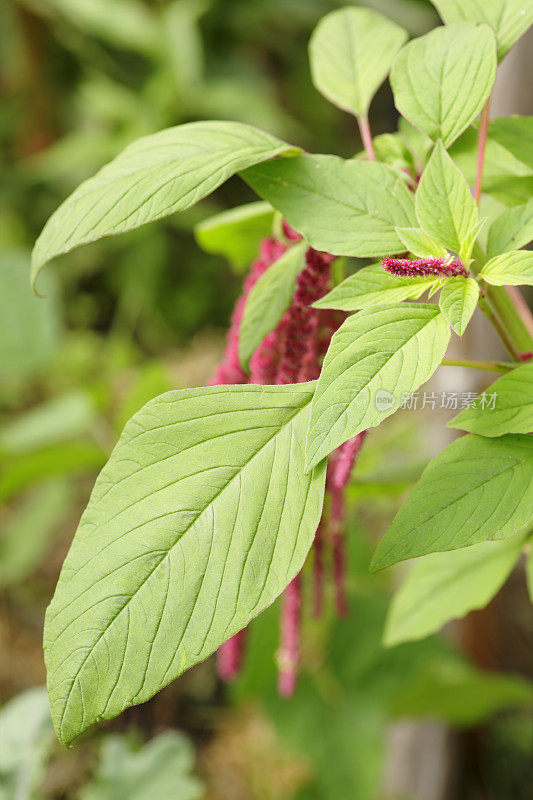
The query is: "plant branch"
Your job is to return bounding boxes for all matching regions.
[478,295,523,361]
[474,96,490,204]
[441,358,515,374]
[357,115,375,161]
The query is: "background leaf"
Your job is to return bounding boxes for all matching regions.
[489,116,533,169]
[384,536,525,646]
[430,0,533,60]
[390,22,496,147]
[306,304,451,469]
[449,363,533,436]
[390,659,533,725]
[80,732,203,800]
[480,250,533,286]
[486,200,533,258]
[371,434,533,571]
[309,7,407,117]
[0,687,54,800]
[44,384,326,745]
[242,154,416,257]
[0,250,61,379]
[239,241,306,370]
[438,277,479,335]
[31,122,296,287]
[194,201,275,272]
[313,263,435,312]
[416,141,478,253]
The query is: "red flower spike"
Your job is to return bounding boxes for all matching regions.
[382,257,467,278]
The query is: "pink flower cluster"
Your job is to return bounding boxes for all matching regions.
[382,257,468,278]
[211,224,365,695]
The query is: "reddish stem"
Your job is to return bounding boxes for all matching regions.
[358,115,376,161]
[474,96,491,204]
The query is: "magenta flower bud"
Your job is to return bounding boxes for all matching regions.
[382,257,468,278]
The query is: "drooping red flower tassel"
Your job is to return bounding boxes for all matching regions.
[277,575,301,697]
[212,228,364,694]
[216,628,247,681]
[382,257,467,278]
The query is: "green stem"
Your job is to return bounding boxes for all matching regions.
[486,286,533,356]
[478,295,523,361]
[441,358,515,374]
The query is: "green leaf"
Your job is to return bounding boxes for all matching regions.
[390,658,533,725]
[239,241,306,370]
[395,227,448,258]
[449,362,533,436]
[390,22,496,148]
[313,263,435,312]
[194,201,274,272]
[44,384,326,745]
[371,134,414,173]
[384,536,525,646]
[487,200,533,258]
[438,277,479,335]
[80,733,203,800]
[309,7,407,118]
[371,433,533,571]
[480,250,533,286]
[31,121,297,288]
[0,687,54,800]
[0,249,61,379]
[305,304,451,470]
[489,116,533,169]
[416,141,479,253]
[242,154,416,257]
[430,0,533,61]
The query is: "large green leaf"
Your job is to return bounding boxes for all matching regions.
[489,116,533,169]
[438,277,479,335]
[31,122,297,288]
[309,7,407,117]
[395,226,448,258]
[384,536,525,646]
[430,0,533,60]
[390,22,496,148]
[416,141,478,254]
[449,363,533,436]
[371,433,533,571]
[305,304,451,470]
[242,154,416,257]
[486,200,533,258]
[480,250,533,286]
[44,384,326,745]
[313,263,435,312]
[0,250,61,378]
[81,733,203,800]
[194,201,275,272]
[239,241,306,370]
